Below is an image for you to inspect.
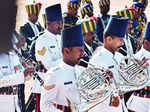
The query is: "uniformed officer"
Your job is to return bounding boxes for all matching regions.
[116,8,138,55]
[96,0,110,42]
[28,4,63,112]
[89,16,129,112]
[40,24,84,112]
[19,1,43,52]
[116,6,142,53]
[63,0,80,28]
[0,1,34,111]
[127,22,150,112]
[77,17,98,67]
[35,4,63,70]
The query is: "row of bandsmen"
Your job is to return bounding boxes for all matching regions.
[0,0,149,112]
[34,4,150,112]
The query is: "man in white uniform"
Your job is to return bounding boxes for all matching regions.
[127,22,150,112]
[27,4,63,112]
[35,4,63,70]
[0,1,34,111]
[89,16,129,112]
[40,24,84,112]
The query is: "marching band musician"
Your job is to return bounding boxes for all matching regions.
[89,16,129,112]
[26,4,63,112]
[0,0,34,111]
[12,31,27,112]
[19,1,43,53]
[127,22,150,112]
[130,2,145,43]
[132,1,148,41]
[96,0,110,43]
[40,24,84,112]
[35,4,63,70]
[63,0,80,29]
[116,7,140,56]
[77,17,98,67]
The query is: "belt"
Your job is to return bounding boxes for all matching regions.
[134,92,150,98]
[53,103,72,112]
[0,85,18,95]
[134,86,150,98]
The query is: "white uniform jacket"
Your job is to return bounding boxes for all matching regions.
[35,29,62,70]
[40,61,80,112]
[0,52,25,112]
[89,46,127,112]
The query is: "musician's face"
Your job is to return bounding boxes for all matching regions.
[68,7,78,16]
[28,14,38,24]
[47,21,63,35]
[83,32,94,45]
[110,36,124,52]
[126,20,133,34]
[144,39,150,52]
[63,46,84,66]
[100,4,110,15]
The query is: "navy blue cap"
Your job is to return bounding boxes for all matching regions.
[143,22,150,40]
[105,16,129,38]
[45,4,62,22]
[62,24,84,48]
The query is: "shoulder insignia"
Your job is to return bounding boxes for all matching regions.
[38,47,46,56]
[43,84,55,90]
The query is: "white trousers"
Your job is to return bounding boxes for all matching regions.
[0,95,21,112]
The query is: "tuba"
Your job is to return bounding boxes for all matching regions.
[77,59,115,112]
[118,34,150,92]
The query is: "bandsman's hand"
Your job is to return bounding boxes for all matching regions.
[141,57,149,69]
[24,66,35,77]
[105,70,113,83]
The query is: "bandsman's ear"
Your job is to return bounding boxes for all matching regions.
[144,39,149,46]
[107,36,113,42]
[64,48,70,55]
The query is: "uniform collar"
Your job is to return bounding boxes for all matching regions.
[101,46,114,58]
[28,21,36,26]
[45,29,57,37]
[60,61,75,71]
